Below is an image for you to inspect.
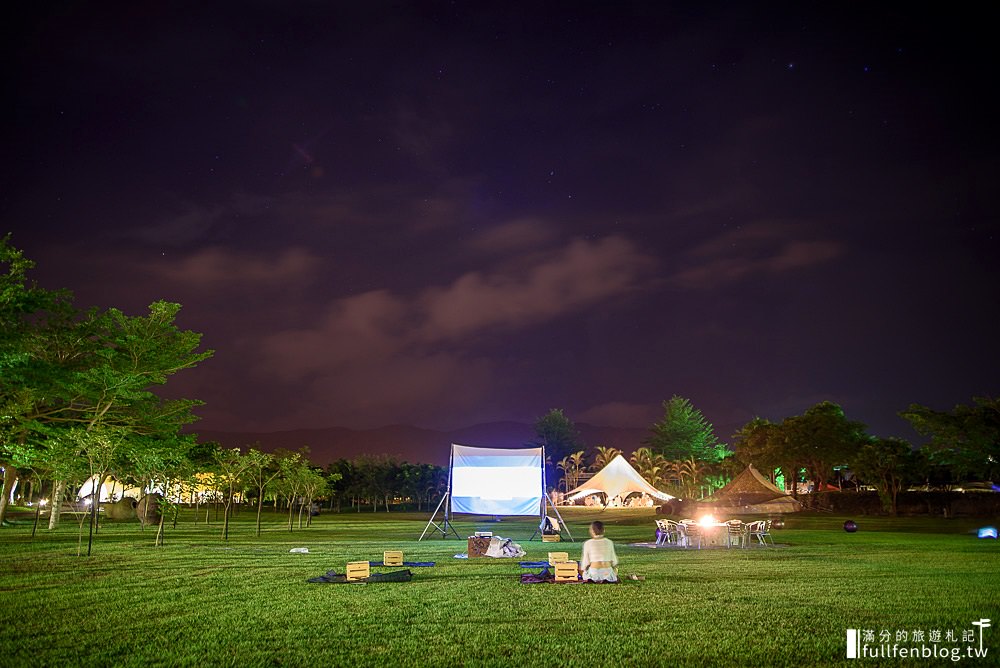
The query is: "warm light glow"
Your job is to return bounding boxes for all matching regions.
[39,499,48,506]
[698,515,716,526]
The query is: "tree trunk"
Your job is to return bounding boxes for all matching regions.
[48,480,64,530]
[155,506,166,546]
[92,473,108,535]
[287,498,295,532]
[31,492,42,538]
[255,489,264,537]
[222,493,231,541]
[0,466,18,526]
[86,489,97,556]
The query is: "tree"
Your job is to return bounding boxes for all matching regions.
[557,450,586,492]
[782,402,868,496]
[214,448,254,541]
[731,417,782,477]
[901,397,1000,482]
[851,438,925,515]
[591,445,622,471]
[355,454,400,512]
[244,447,279,536]
[629,447,666,488]
[275,451,307,530]
[1,241,213,542]
[531,409,583,488]
[0,236,81,526]
[645,396,722,462]
[299,467,328,528]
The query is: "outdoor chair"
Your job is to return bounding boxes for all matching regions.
[682,523,703,549]
[663,519,680,546]
[726,520,747,548]
[654,519,670,546]
[749,519,774,546]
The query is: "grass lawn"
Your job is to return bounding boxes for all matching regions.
[1,507,998,667]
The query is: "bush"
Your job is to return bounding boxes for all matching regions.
[807,490,1000,517]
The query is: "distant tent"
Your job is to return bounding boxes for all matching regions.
[700,464,802,514]
[565,455,674,504]
[76,476,143,503]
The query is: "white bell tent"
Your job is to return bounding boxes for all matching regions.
[565,454,674,504]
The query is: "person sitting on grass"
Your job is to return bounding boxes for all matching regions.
[580,520,618,582]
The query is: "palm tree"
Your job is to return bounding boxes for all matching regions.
[675,457,707,498]
[558,450,587,491]
[592,445,622,471]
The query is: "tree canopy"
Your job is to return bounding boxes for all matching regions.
[645,396,724,462]
[1,237,213,534]
[900,397,1000,481]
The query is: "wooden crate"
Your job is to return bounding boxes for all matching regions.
[547,552,569,565]
[383,550,403,566]
[467,536,491,558]
[346,561,370,581]
[542,533,561,542]
[554,561,579,583]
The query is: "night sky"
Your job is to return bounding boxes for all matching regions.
[3,3,997,444]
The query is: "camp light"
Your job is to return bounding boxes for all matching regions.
[698,515,716,527]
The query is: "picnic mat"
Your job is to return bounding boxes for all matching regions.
[307,569,413,584]
[519,572,623,584]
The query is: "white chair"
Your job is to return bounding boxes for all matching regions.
[654,519,669,546]
[748,520,774,547]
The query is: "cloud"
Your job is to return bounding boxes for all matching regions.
[672,221,844,289]
[577,401,661,427]
[131,193,274,245]
[465,219,556,254]
[255,235,656,422]
[419,236,655,341]
[151,246,322,288]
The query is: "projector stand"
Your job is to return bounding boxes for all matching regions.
[530,492,574,542]
[419,491,461,541]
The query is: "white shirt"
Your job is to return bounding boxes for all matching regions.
[580,536,618,571]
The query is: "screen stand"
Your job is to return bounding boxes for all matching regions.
[419,491,461,541]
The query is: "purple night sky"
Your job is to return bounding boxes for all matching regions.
[3,3,997,445]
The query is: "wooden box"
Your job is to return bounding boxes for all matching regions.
[542,533,561,542]
[547,552,569,565]
[346,561,370,581]
[468,536,491,558]
[383,550,403,566]
[554,561,579,583]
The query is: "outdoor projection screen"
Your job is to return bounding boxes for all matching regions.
[450,444,544,516]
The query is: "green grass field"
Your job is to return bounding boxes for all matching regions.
[2,507,998,667]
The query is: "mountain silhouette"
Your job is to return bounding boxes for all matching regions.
[194,421,649,467]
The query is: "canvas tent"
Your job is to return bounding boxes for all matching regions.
[76,475,143,503]
[699,464,802,514]
[564,454,674,504]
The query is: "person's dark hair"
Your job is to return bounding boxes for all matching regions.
[590,520,604,536]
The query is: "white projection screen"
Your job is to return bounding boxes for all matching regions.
[450,444,544,516]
